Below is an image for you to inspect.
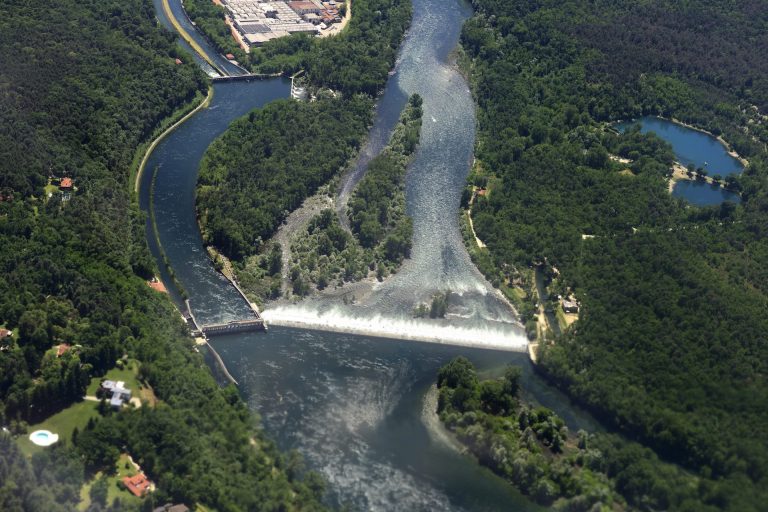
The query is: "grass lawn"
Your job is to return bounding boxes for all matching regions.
[86,360,142,395]
[86,359,159,407]
[18,400,100,457]
[78,454,143,510]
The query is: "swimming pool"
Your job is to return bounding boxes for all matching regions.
[29,429,59,447]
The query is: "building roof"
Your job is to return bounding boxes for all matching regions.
[122,473,152,497]
[60,177,73,189]
[56,343,71,357]
[0,329,11,339]
[148,280,168,293]
[174,58,183,65]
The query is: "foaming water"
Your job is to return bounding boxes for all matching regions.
[262,304,528,351]
[269,0,522,347]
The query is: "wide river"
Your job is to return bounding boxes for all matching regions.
[142,0,598,509]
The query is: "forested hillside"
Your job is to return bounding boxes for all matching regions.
[0,1,326,510]
[197,96,374,261]
[194,0,412,269]
[461,0,768,509]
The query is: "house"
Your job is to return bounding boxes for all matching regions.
[59,177,73,190]
[561,298,580,314]
[100,380,132,408]
[147,278,168,293]
[122,473,152,497]
[56,343,71,357]
[0,329,12,352]
[174,58,183,65]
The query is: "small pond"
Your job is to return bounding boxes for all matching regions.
[615,116,743,206]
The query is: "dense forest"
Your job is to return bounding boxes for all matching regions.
[0,0,326,510]
[284,94,422,295]
[436,357,715,510]
[196,96,374,261]
[461,0,768,509]
[184,0,411,97]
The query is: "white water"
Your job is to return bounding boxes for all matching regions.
[261,0,527,351]
[262,305,528,351]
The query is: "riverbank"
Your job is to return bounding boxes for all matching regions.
[160,0,222,73]
[133,87,213,194]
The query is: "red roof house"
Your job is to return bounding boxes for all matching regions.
[122,473,152,497]
[60,177,73,190]
[56,343,71,357]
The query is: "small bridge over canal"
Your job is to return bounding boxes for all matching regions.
[184,299,266,338]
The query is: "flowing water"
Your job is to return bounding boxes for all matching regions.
[140,0,597,509]
[263,0,526,350]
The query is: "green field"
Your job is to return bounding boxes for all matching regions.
[78,454,143,510]
[18,401,100,457]
[86,359,142,396]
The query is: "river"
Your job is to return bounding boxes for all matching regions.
[141,0,597,509]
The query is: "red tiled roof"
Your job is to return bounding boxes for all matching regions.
[56,343,71,357]
[148,280,168,293]
[0,329,11,339]
[123,473,152,497]
[60,177,73,189]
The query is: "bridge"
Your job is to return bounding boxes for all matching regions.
[211,73,280,83]
[200,318,266,336]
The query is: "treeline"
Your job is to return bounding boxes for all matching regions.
[437,358,714,511]
[286,95,422,295]
[182,0,248,63]
[0,0,326,509]
[196,96,373,261]
[460,0,768,509]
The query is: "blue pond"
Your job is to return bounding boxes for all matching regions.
[616,116,742,206]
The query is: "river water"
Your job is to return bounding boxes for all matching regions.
[141,0,598,509]
[263,0,526,350]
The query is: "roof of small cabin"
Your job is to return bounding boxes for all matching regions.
[123,473,151,497]
[56,343,71,357]
[60,177,73,188]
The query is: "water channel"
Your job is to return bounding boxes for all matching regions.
[142,0,599,509]
[615,116,743,206]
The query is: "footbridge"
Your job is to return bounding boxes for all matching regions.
[185,300,266,338]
